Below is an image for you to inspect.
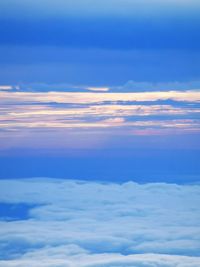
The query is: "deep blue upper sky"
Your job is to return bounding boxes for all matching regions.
[0,0,200,84]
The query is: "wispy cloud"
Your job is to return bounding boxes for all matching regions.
[0,85,13,91]
[113,80,200,92]
[86,87,110,92]
[0,89,199,150]
[1,90,200,104]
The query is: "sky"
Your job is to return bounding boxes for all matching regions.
[0,0,200,181]
[0,1,200,181]
[0,1,200,266]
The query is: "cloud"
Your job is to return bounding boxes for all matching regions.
[86,87,110,92]
[112,80,200,92]
[0,85,13,91]
[0,89,199,152]
[0,178,200,266]
[1,251,200,267]
[1,90,200,104]
[8,83,110,93]
[4,81,200,93]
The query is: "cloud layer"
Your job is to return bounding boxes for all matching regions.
[0,88,199,152]
[0,178,200,266]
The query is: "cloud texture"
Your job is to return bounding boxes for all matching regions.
[0,178,200,266]
[0,87,200,154]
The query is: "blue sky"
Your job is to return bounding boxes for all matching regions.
[0,0,200,181]
[0,0,200,85]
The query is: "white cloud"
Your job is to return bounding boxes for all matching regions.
[86,87,110,92]
[1,89,199,144]
[1,250,200,267]
[1,90,200,104]
[0,179,200,266]
[0,85,13,91]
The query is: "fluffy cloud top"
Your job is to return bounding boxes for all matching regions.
[0,178,200,266]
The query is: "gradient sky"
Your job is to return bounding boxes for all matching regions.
[1,2,200,266]
[0,0,200,182]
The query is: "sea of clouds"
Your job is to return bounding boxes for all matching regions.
[0,178,200,266]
